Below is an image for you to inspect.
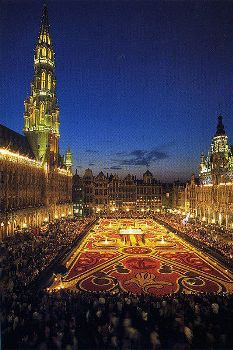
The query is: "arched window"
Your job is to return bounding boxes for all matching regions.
[48,74,51,90]
[48,49,51,60]
[42,47,46,57]
[48,36,50,45]
[43,34,47,42]
[41,72,46,89]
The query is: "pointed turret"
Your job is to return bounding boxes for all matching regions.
[64,146,73,170]
[199,116,233,184]
[215,115,226,137]
[24,5,60,166]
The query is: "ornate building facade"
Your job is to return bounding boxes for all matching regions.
[73,170,162,215]
[185,116,233,227]
[0,6,72,238]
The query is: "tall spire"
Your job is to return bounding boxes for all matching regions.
[215,115,226,137]
[24,5,60,166]
[41,4,49,32]
[38,4,52,46]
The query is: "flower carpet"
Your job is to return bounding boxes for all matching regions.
[51,219,233,295]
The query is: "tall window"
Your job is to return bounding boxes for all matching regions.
[42,47,46,57]
[48,49,52,60]
[41,72,46,89]
[48,74,51,90]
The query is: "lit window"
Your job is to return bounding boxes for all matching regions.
[41,72,46,88]
[48,49,51,59]
[42,47,46,57]
[43,34,47,42]
[48,74,51,90]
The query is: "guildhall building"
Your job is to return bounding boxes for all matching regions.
[73,169,162,216]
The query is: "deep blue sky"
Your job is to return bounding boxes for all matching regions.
[1,0,233,181]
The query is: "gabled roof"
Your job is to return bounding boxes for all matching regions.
[96,171,106,178]
[143,170,153,177]
[0,124,35,159]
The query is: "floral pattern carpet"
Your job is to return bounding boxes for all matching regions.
[53,219,233,295]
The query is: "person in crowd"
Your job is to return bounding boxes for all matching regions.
[154,212,233,262]
[1,289,233,349]
[1,212,233,349]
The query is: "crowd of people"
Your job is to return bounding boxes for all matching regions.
[2,289,233,350]
[1,213,233,349]
[154,213,233,262]
[0,217,95,296]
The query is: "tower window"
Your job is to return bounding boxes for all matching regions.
[42,47,46,57]
[41,72,46,89]
[48,49,52,60]
[48,74,51,90]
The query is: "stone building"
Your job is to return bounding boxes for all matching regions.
[72,170,162,215]
[72,170,83,217]
[185,116,233,227]
[172,181,186,211]
[160,181,185,211]
[136,171,162,212]
[0,6,72,238]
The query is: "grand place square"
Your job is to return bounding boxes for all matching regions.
[1,2,233,350]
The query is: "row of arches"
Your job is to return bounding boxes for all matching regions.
[0,204,73,239]
[195,208,233,228]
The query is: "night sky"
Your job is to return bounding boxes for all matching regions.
[1,0,233,181]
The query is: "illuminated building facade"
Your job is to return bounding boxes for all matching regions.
[0,6,72,238]
[185,116,233,227]
[73,170,162,215]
